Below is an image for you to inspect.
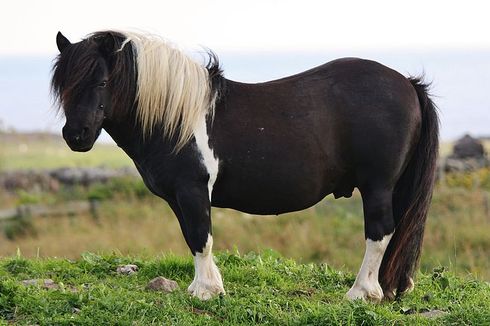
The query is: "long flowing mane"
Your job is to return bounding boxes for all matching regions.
[121,31,220,149]
[52,30,223,150]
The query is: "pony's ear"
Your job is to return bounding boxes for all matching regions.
[56,32,71,53]
[95,32,117,57]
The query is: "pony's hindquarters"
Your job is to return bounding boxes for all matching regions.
[346,75,438,302]
[378,77,439,298]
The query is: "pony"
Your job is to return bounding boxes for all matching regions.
[51,30,439,301]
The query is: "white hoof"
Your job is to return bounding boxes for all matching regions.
[189,235,225,300]
[188,251,225,300]
[346,281,384,302]
[188,278,225,300]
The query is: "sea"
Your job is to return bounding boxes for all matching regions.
[1,49,489,143]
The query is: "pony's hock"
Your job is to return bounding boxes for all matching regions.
[52,30,439,301]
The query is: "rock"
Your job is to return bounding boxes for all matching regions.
[146,276,179,293]
[0,167,139,192]
[1,170,59,192]
[418,309,448,318]
[21,279,59,290]
[451,134,485,159]
[50,167,126,186]
[116,264,139,275]
[444,157,488,172]
[443,134,489,172]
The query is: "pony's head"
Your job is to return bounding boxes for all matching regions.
[51,31,135,151]
[52,30,223,152]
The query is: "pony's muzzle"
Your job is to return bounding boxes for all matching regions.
[62,125,93,152]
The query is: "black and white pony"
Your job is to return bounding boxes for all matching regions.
[51,31,439,301]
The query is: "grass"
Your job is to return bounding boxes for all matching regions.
[0,132,131,171]
[0,179,489,281]
[0,132,489,279]
[0,132,489,323]
[0,251,488,325]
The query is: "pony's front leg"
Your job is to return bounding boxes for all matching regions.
[188,233,225,300]
[172,187,225,300]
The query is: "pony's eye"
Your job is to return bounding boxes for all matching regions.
[98,81,107,88]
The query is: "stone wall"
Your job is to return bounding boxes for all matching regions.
[0,167,139,192]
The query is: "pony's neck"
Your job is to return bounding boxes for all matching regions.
[102,111,178,164]
[103,114,144,159]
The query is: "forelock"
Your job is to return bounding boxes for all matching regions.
[51,39,100,110]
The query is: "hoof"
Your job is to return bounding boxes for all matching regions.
[382,277,415,300]
[400,277,415,294]
[383,289,396,301]
[188,279,225,300]
[346,281,384,302]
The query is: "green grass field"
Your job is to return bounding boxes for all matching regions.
[0,133,131,171]
[0,176,489,281]
[0,132,489,324]
[0,252,488,325]
[0,132,489,279]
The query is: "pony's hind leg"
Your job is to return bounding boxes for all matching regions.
[170,187,225,300]
[346,187,395,302]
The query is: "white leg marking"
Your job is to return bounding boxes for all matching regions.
[346,233,393,302]
[193,112,219,200]
[190,111,222,299]
[188,234,225,300]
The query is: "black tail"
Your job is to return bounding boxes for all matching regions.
[379,77,439,298]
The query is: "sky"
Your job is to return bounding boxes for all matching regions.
[1,0,489,141]
[3,0,490,55]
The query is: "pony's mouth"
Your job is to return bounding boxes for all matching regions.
[66,141,94,152]
[64,127,102,152]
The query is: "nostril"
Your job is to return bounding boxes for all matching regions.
[81,127,89,139]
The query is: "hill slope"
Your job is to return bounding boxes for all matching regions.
[0,252,488,325]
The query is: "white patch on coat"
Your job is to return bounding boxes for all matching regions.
[193,112,219,200]
[188,234,225,300]
[346,233,393,302]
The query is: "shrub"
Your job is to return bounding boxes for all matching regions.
[3,216,37,240]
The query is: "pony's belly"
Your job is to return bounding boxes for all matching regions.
[211,176,335,215]
[211,193,327,215]
[210,141,342,215]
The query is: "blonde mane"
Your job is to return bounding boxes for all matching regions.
[120,31,215,150]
